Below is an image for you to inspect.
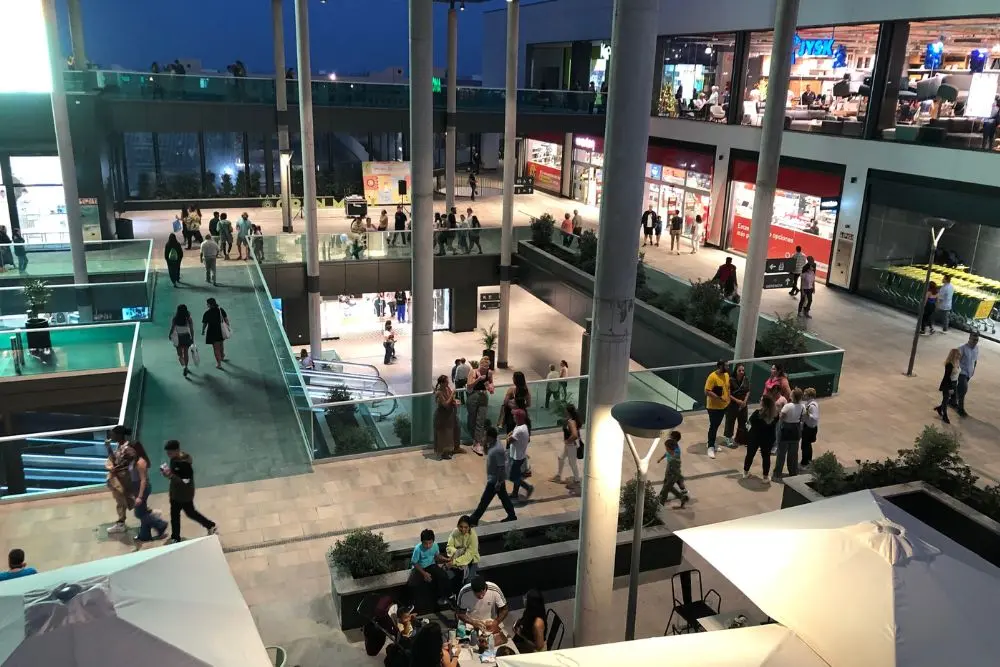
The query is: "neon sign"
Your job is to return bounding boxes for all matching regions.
[575,136,597,151]
[792,34,835,63]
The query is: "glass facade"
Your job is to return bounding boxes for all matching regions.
[203,132,245,195]
[742,24,880,136]
[124,132,156,198]
[658,33,736,120]
[877,17,1000,151]
[9,156,68,244]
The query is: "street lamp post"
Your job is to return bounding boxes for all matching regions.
[610,400,684,641]
[905,218,954,377]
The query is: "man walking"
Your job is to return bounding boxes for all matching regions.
[200,234,220,286]
[937,274,954,332]
[236,212,252,260]
[218,213,234,259]
[162,440,217,543]
[953,332,979,417]
[469,427,517,525]
[704,360,731,459]
[669,210,683,254]
[789,246,807,296]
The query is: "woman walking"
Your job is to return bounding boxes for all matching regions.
[743,395,778,481]
[552,403,583,494]
[936,348,961,424]
[797,259,816,318]
[168,305,195,377]
[466,357,494,455]
[383,320,396,365]
[500,370,532,435]
[773,387,805,481]
[921,282,940,334]
[201,298,230,369]
[131,441,168,543]
[164,233,184,287]
[434,375,461,460]
[723,363,750,447]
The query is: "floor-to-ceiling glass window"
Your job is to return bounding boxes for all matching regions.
[9,156,67,244]
[203,132,245,197]
[157,133,201,199]
[657,33,736,120]
[123,132,156,198]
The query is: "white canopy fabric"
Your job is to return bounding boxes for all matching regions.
[0,536,270,667]
[497,625,830,667]
[677,490,1000,667]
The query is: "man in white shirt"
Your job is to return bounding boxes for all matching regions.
[199,235,220,286]
[789,246,807,296]
[937,274,954,332]
[505,409,533,500]
[544,364,562,408]
[953,332,979,418]
[457,576,508,635]
[453,358,470,404]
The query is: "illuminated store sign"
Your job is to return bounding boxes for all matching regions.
[792,34,835,63]
[575,136,597,151]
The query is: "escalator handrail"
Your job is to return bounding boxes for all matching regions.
[300,369,391,393]
[313,358,382,377]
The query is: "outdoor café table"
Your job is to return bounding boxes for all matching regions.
[698,611,749,632]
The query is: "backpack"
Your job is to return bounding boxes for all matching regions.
[167,247,179,261]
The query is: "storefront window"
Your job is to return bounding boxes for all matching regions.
[9,156,67,244]
[742,24,880,137]
[525,139,563,193]
[657,33,736,121]
[877,17,1000,152]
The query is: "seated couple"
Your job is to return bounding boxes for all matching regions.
[456,579,549,654]
[409,517,480,608]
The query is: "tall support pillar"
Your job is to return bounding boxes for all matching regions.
[572,0,660,647]
[734,0,800,359]
[273,0,293,233]
[496,0,519,369]
[445,4,458,213]
[293,0,321,357]
[409,0,435,393]
[41,0,90,322]
[67,0,87,68]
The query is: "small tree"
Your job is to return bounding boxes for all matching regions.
[658,81,678,117]
[235,170,249,197]
[619,477,662,531]
[479,323,498,351]
[248,170,263,196]
[220,173,235,196]
[757,312,808,357]
[202,170,218,197]
[530,213,556,249]
[577,230,598,274]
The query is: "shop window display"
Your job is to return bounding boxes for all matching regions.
[742,24,880,137]
[877,17,1000,152]
[525,139,563,193]
[658,33,736,121]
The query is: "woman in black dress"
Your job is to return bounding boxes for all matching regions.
[201,298,230,369]
[164,233,184,287]
[168,304,195,377]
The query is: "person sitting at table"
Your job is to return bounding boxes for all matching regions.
[409,528,453,608]
[446,515,480,589]
[512,589,547,653]
[409,621,458,667]
[457,576,509,638]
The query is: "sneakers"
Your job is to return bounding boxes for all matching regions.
[707,447,716,459]
[207,525,218,536]
[679,495,689,509]
[741,470,750,479]
[549,475,563,483]
[107,522,127,535]
[763,475,772,484]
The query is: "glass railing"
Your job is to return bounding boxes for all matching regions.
[248,254,313,461]
[261,228,506,264]
[297,348,845,460]
[1,321,138,378]
[63,70,602,115]
[0,239,151,282]
[0,321,143,497]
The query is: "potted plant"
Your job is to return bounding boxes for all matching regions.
[22,279,52,350]
[393,413,412,446]
[327,529,392,579]
[480,323,498,369]
[530,213,556,249]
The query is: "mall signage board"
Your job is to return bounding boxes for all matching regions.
[479,292,501,311]
[765,257,793,273]
[514,176,534,195]
[763,273,794,290]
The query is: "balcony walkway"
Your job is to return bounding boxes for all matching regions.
[135,264,311,492]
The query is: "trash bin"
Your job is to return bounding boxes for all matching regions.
[115,217,134,240]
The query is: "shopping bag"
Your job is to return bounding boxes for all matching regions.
[221,322,232,339]
[172,217,182,233]
[190,344,201,366]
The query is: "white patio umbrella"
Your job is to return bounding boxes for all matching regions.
[497,624,829,667]
[677,490,1000,667]
[0,536,271,667]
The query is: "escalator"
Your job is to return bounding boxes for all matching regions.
[5,437,109,495]
[304,359,398,421]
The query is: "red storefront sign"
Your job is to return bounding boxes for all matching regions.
[526,161,562,192]
[574,136,715,175]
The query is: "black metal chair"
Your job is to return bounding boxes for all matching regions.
[545,608,566,650]
[664,569,721,635]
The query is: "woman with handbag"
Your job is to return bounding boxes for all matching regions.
[466,357,494,455]
[168,304,195,377]
[772,387,805,481]
[552,404,583,494]
[936,348,961,424]
[201,298,230,370]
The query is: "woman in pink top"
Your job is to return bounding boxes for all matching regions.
[560,213,574,247]
[762,364,791,402]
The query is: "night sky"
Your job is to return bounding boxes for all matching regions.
[60,0,502,78]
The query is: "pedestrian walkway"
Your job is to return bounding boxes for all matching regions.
[136,265,312,491]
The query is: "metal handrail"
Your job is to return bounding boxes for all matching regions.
[312,358,382,377]
[301,370,391,395]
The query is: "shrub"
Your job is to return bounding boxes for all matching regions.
[530,213,557,249]
[333,425,376,455]
[619,477,662,531]
[757,312,808,357]
[809,451,847,497]
[328,529,392,579]
[544,524,579,543]
[503,529,526,551]
[393,414,412,446]
[325,385,356,425]
[577,230,598,275]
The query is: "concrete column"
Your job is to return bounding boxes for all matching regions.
[41,0,90,322]
[734,0,800,359]
[293,0,322,357]
[409,0,435,393]
[273,0,293,233]
[445,5,458,213]
[572,0,660,647]
[496,0,519,369]
[67,0,86,68]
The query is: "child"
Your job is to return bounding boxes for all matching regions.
[800,388,820,467]
[656,430,688,508]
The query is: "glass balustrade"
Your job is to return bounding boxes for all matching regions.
[64,71,602,115]
[260,228,506,264]
[1,322,139,378]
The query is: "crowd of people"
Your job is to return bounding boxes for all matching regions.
[165,208,262,288]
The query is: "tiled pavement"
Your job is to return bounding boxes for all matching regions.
[3,191,1000,662]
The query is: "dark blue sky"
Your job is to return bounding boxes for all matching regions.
[60,0,501,78]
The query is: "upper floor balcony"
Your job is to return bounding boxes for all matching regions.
[63,70,603,116]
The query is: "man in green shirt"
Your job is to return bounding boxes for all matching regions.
[218,213,234,259]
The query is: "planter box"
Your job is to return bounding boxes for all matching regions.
[781,477,1000,568]
[330,511,682,630]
